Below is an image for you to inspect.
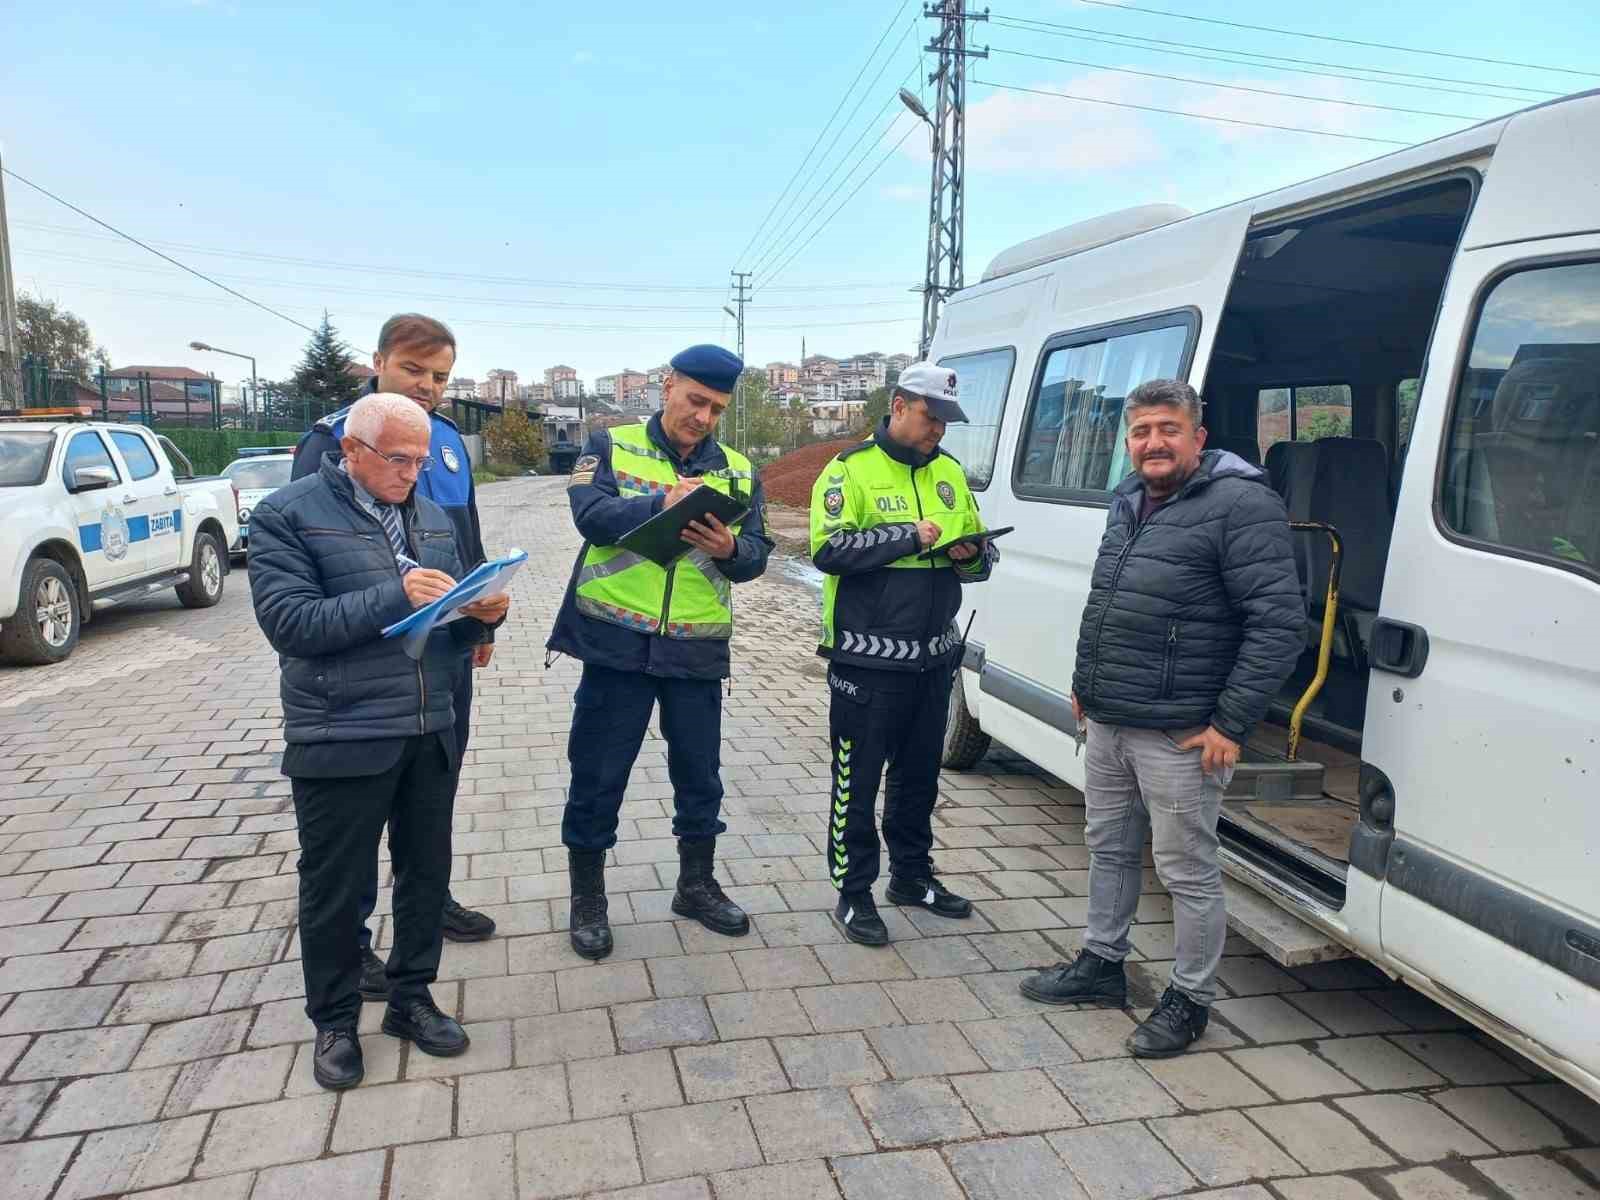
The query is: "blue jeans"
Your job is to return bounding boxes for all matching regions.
[561,663,727,852]
[1082,719,1233,1005]
[357,659,472,953]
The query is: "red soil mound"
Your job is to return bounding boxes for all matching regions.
[759,438,859,508]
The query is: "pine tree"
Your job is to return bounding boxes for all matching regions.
[291,313,364,410]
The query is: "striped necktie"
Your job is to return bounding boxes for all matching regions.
[377,503,413,572]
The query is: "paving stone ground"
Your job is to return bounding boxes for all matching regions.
[1,475,1597,1200]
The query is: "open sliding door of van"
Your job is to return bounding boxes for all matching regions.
[1361,99,1600,1097]
[967,204,1253,790]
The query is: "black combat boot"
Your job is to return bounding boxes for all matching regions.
[1127,986,1209,1058]
[670,838,750,936]
[568,849,613,960]
[1018,948,1129,1007]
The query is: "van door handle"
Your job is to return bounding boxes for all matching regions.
[1370,618,1429,678]
[162,486,180,497]
[121,493,137,504]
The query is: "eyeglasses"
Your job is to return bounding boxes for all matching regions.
[351,436,433,471]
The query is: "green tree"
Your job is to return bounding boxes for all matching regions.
[1299,408,1353,442]
[483,407,547,470]
[291,313,364,409]
[859,385,892,434]
[17,293,110,379]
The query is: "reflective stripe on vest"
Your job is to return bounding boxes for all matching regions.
[575,424,751,640]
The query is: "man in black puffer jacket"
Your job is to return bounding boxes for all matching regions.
[250,394,509,1091]
[1020,379,1301,1059]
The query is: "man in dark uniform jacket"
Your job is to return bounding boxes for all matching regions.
[547,345,773,960]
[291,314,497,1000]
[252,393,511,1090]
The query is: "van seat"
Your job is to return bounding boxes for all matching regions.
[1210,435,1262,467]
[1307,437,1394,664]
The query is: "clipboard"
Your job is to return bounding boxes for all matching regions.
[616,487,750,568]
[383,549,527,658]
[918,526,1014,562]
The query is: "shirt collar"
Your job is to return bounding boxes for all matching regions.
[340,460,383,516]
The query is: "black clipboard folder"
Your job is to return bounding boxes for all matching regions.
[616,486,750,567]
[917,525,1014,562]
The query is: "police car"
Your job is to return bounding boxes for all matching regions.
[0,412,240,665]
[221,449,295,559]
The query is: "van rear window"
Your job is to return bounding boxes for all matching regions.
[1015,318,1192,497]
[1256,384,1353,461]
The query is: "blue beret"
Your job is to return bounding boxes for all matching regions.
[670,344,743,395]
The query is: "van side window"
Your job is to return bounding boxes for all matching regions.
[936,348,1014,489]
[109,431,161,481]
[1255,383,1354,461]
[1396,378,1421,451]
[1440,260,1600,579]
[1015,317,1192,498]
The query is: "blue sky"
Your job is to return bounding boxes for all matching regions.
[3,0,1596,390]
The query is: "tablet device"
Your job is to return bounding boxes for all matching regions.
[617,486,751,567]
[918,525,1014,562]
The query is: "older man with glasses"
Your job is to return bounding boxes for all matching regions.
[250,393,510,1090]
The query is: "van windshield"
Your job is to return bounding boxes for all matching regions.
[0,432,56,487]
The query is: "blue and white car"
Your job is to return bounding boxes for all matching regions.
[0,418,239,665]
[222,450,295,559]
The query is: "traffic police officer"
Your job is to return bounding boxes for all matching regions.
[548,345,773,960]
[809,362,997,945]
[291,313,499,996]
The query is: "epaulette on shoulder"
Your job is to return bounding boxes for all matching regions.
[837,439,876,461]
[312,404,355,433]
[431,407,459,431]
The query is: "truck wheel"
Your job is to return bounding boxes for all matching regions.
[942,668,992,770]
[176,532,225,609]
[0,558,81,665]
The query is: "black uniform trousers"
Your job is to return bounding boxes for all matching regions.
[826,661,953,896]
[355,659,471,953]
[291,732,457,1031]
[562,663,727,852]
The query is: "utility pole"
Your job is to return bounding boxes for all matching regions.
[0,152,20,409]
[910,2,987,358]
[725,270,752,451]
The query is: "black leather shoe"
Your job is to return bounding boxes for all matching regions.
[568,850,613,960]
[671,838,751,936]
[312,1027,364,1090]
[442,895,496,943]
[1128,986,1209,1058]
[382,997,469,1057]
[886,874,973,918]
[833,892,889,946]
[1019,948,1128,1007]
[357,948,389,1001]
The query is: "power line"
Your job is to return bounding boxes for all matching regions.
[989,46,1489,121]
[969,79,1413,144]
[760,122,922,290]
[15,246,917,314]
[754,111,915,288]
[13,219,914,295]
[2,166,322,338]
[987,13,1561,98]
[1071,0,1600,79]
[748,61,921,279]
[26,277,918,334]
[734,0,912,270]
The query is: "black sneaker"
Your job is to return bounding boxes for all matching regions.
[442,895,496,942]
[886,875,972,918]
[381,997,469,1057]
[1127,986,1209,1058]
[312,1027,364,1090]
[357,948,389,1001]
[1018,948,1128,1008]
[833,892,889,946]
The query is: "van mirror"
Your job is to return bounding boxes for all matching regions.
[69,464,117,492]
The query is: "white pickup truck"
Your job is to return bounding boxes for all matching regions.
[0,418,240,665]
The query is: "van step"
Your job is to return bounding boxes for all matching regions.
[1221,872,1351,967]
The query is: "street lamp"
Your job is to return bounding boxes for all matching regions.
[190,341,257,430]
[898,88,931,125]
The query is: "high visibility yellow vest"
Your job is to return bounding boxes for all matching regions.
[575,423,753,640]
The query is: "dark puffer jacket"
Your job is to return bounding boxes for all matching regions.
[1072,450,1303,741]
[248,456,484,744]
